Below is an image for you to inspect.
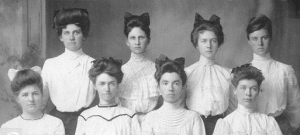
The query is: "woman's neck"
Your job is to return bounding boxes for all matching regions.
[21,111,44,120]
[98,99,117,106]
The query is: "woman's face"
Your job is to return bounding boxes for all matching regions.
[159,72,183,103]
[197,30,219,60]
[17,84,43,114]
[234,79,259,109]
[94,73,118,105]
[60,24,85,51]
[248,29,270,56]
[126,27,150,54]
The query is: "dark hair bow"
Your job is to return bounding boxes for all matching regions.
[231,63,252,74]
[155,54,185,70]
[194,13,221,28]
[124,12,150,26]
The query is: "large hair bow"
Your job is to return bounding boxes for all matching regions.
[193,13,221,28]
[124,12,150,26]
[155,54,185,70]
[8,66,42,81]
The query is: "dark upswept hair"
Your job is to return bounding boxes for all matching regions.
[246,14,272,40]
[123,12,151,39]
[191,13,224,48]
[11,69,43,96]
[231,64,265,88]
[89,57,123,84]
[154,55,187,86]
[53,8,90,37]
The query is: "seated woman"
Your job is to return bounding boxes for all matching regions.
[75,57,141,135]
[213,64,282,135]
[1,67,65,135]
[142,55,206,135]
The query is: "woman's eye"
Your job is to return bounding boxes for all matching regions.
[263,36,269,40]
[130,37,135,40]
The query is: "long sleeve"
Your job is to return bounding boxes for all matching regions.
[213,119,231,135]
[54,119,65,135]
[41,59,50,111]
[75,116,86,135]
[193,114,206,135]
[285,66,300,130]
[141,115,153,135]
[131,114,141,135]
[266,117,283,135]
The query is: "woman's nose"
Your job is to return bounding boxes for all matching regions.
[69,33,75,40]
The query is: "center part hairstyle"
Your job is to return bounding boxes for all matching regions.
[89,57,124,84]
[9,68,43,96]
[191,13,224,48]
[246,14,272,40]
[154,54,187,86]
[53,8,90,37]
[231,64,265,88]
[124,12,151,38]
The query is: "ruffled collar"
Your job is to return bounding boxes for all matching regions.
[129,52,147,62]
[237,104,255,115]
[199,55,215,66]
[253,53,272,62]
[63,48,84,60]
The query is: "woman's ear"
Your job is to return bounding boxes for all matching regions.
[125,38,129,47]
[232,85,237,95]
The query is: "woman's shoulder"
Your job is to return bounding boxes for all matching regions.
[1,116,21,128]
[43,114,63,124]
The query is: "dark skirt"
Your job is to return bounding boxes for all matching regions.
[201,114,224,135]
[275,114,293,135]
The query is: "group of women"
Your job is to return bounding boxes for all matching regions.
[1,7,300,135]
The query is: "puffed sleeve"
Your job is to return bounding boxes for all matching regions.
[266,116,283,135]
[141,114,154,135]
[284,66,300,130]
[213,119,231,135]
[41,59,51,111]
[75,115,86,135]
[193,114,206,135]
[131,114,141,135]
[54,119,65,135]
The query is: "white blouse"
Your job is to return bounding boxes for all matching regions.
[185,56,232,117]
[213,104,282,135]
[251,53,300,129]
[41,48,95,112]
[1,114,65,135]
[118,53,160,113]
[142,101,206,135]
[75,104,141,135]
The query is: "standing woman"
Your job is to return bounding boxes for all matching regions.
[118,12,160,123]
[185,13,233,135]
[42,8,95,135]
[246,14,300,134]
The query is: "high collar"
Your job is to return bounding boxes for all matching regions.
[253,53,272,62]
[160,100,183,111]
[237,104,255,115]
[129,52,147,62]
[63,48,84,60]
[199,55,215,66]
